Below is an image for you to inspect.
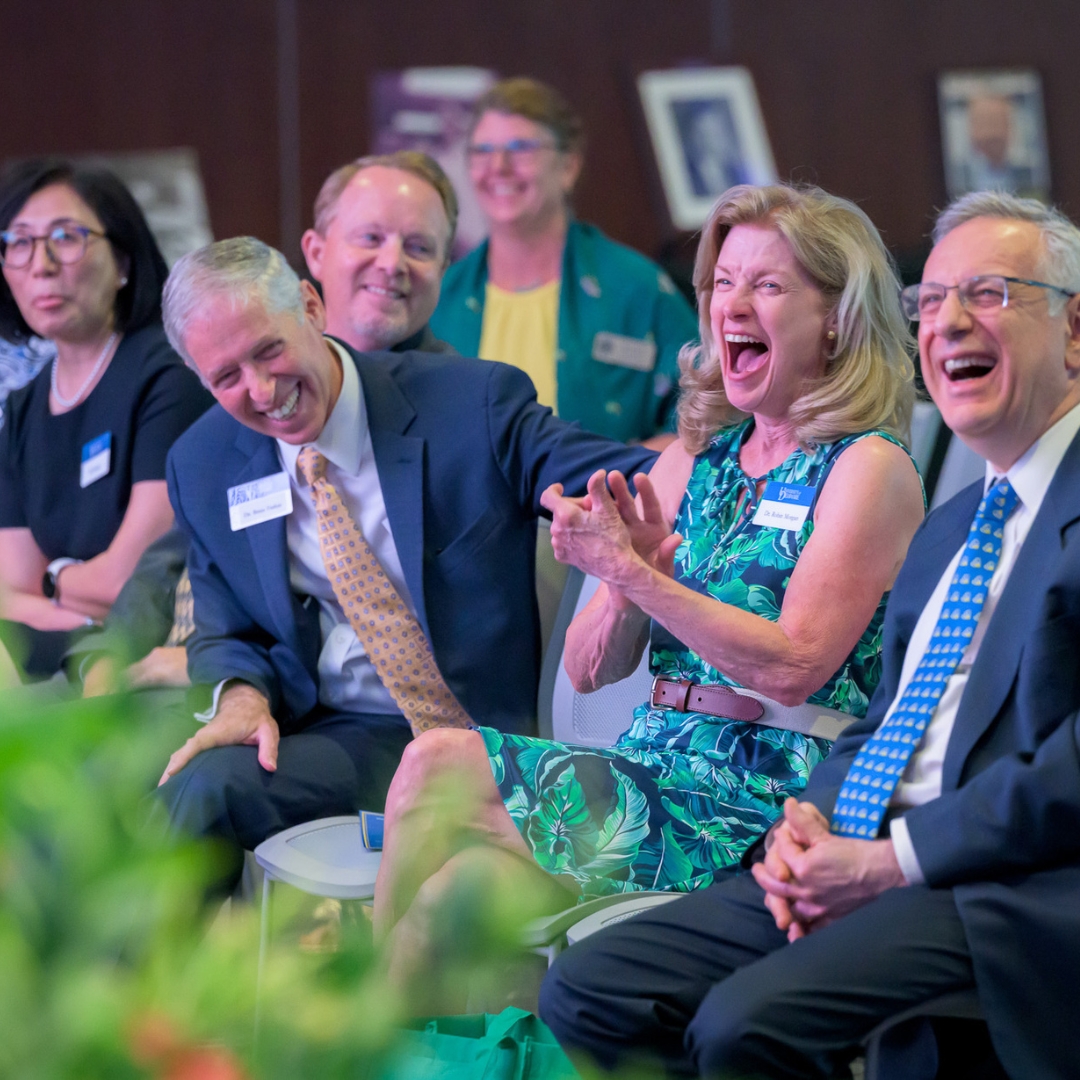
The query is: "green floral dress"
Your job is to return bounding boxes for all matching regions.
[480,420,914,899]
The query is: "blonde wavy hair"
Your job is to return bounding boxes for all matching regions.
[677,184,915,455]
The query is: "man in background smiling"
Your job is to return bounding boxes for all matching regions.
[301,150,459,356]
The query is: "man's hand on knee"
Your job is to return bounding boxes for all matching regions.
[158,682,279,786]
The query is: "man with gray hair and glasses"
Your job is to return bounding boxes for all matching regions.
[541,190,1080,1080]
[154,236,654,893]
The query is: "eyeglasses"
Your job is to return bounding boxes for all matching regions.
[466,138,558,164]
[0,224,107,269]
[900,275,1076,320]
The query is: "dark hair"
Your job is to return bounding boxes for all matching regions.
[469,77,585,156]
[0,157,168,343]
[312,151,459,257]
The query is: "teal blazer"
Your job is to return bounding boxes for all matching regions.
[431,221,698,442]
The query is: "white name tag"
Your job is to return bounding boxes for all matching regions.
[80,432,112,488]
[751,481,815,531]
[227,471,293,531]
[591,331,657,372]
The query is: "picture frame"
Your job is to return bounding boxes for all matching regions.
[938,69,1050,202]
[79,147,213,267]
[637,66,776,231]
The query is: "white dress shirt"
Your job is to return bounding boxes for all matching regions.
[275,339,416,715]
[198,339,415,721]
[887,402,1080,882]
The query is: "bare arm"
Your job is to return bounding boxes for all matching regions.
[557,441,692,691]
[548,436,924,705]
[49,480,175,620]
[0,528,93,630]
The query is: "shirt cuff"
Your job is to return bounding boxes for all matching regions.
[889,817,926,885]
[193,678,231,724]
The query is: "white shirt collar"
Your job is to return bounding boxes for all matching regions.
[277,338,366,481]
[986,400,1080,519]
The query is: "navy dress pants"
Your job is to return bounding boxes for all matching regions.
[157,708,412,891]
[539,872,976,1079]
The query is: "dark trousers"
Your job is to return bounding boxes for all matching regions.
[539,873,976,1079]
[157,708,412,891]
[0,619,94,681]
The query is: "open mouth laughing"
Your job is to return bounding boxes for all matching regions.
[725,333,770,374]
[267,385,299,421]
[943,356,996,382]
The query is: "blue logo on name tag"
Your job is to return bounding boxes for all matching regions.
[81,431,111,463]
[761,481,814,507]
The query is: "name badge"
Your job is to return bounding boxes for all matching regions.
[80,432,112,488]
[227,471,293,531]
[751,481,815,531]
[592,331,657,372]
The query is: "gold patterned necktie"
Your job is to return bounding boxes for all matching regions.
[165,568,195,646]
[296,445,471,736]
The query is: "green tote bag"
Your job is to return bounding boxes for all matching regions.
[377,1007,581,1080]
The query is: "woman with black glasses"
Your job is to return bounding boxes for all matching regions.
[0,159,210,680]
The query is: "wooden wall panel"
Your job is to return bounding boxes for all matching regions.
[731,0,1080,263]
[0,0,279,246]
[295,0,713,261]
[2,0,1079,275]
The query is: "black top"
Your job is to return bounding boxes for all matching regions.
[0,322,212,560]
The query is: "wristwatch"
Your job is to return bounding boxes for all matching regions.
[42,557,83,600]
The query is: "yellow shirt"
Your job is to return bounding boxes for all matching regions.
[477,280,560,413]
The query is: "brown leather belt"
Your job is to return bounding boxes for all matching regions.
[650,677,765,722]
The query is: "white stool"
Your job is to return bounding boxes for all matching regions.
[253,815,382,1033]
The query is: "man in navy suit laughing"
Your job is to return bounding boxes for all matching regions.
[541,191,1080,1080]
[155,236,654,889]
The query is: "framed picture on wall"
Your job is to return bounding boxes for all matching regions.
[938,69,1050,202]
[79,148,213,267]
[637,66,776,231]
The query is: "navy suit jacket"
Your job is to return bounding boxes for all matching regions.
[166,344,656,737]
[802,427,1080,1079]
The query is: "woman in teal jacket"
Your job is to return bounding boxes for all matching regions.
[431,78,697,446]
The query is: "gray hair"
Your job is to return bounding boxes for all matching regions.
[933,191,1080,315]
[163,237,306,369]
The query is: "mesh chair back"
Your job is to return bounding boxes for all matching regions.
[538,570,652,747]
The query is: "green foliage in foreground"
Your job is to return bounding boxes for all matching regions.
[0,689,408,1078]
[0,688,677,1079]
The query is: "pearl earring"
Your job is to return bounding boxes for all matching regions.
[826,330,837,341]
[119,276,129,287]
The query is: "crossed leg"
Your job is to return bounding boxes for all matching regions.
[373,728,576,1007]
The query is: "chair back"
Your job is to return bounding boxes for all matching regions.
[537,570,652,746]
[930,431,985,510]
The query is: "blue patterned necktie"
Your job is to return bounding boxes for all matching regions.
[831,477,1019,838]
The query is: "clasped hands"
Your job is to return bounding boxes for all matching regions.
[540,469,682,600]
[751,798,907,942]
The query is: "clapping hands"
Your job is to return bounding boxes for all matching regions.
[540,469,682,596]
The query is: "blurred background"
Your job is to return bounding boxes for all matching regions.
[4,0,1076,282]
